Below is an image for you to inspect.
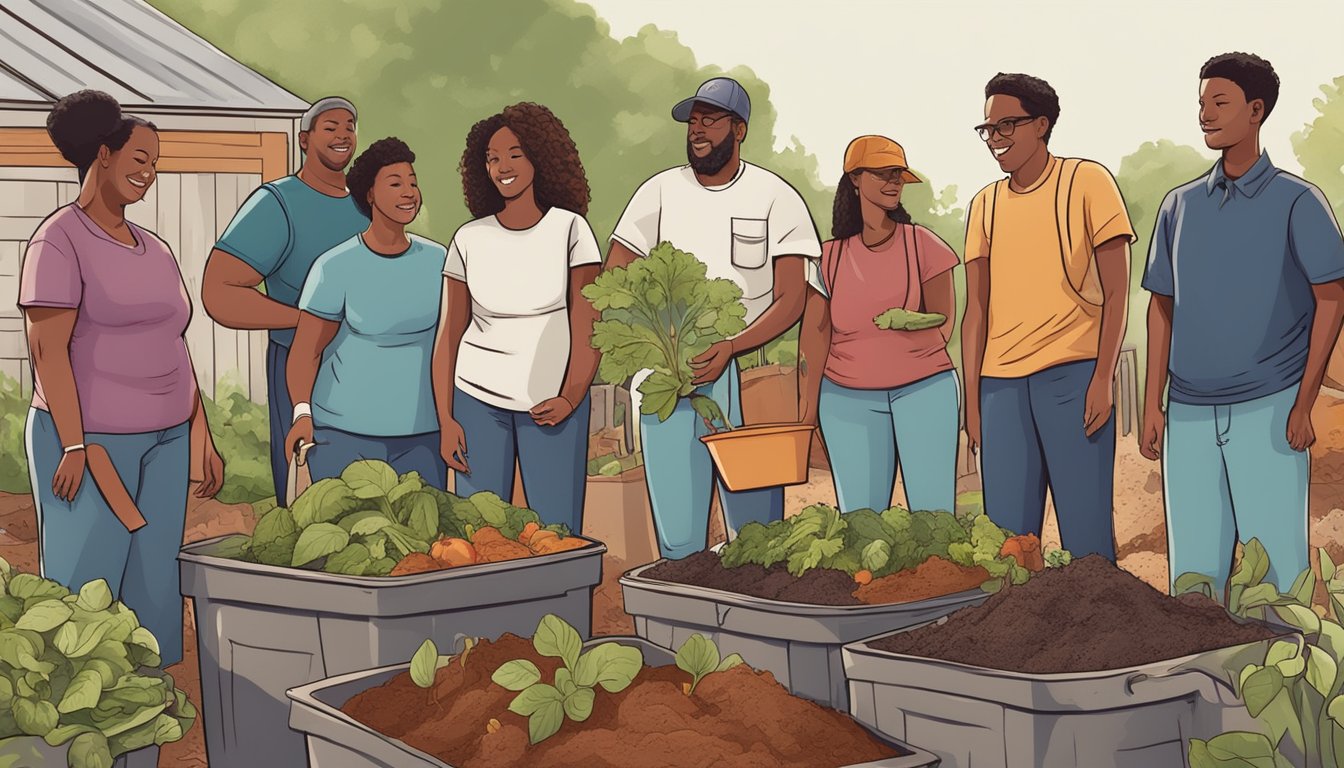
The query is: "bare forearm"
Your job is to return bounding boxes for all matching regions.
[731,288,806,355]
[286,348,322,411]
[1143,296,1173,411]
[1297,285,1344,407]
[1095,289,1129,380]
[204,284,300,331]
[31,354,84,447]
[961,309,986,403]
[798,290,830,420]
[562,335,599,408]
[432,319,468,422]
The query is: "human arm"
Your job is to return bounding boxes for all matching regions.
[184,349,224,498]
[798,285,831,425]
[691,255,807,385]
[1085,236,1131,436]
[1138,192,1177,461]
[22,307,86,501]
[1286,187,1344,451]
[202,187,299,330]
[284,255,344,456]
[960,190,992,453]
[432,276,473,472]
[533,264,602,427]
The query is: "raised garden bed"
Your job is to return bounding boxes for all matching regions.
[843,556,1289,768]
[287,619,941,767]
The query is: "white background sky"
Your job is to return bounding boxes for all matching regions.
[588,0,1344,206]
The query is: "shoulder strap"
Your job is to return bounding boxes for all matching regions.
[987,180,1002,256]
[825,238,844,296]
[903,224,924,312]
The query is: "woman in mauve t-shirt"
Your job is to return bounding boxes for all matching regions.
[799,135,961,515]
[17,91,224,667]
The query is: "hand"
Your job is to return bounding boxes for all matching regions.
[964,403,982,456]
[1083,371,1114,438]
[1288,399,1316,452]
[284,416,314,460]
[531,396,575,427]
[441,418,470,474]
[690,340,735,386]
[195,441,225,499]
[53,449,86,502]
[1139,405,1165,461]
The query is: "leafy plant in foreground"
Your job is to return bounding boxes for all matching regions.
[490,615,641,744]
[674,634,743,696]
[408,637,477,706]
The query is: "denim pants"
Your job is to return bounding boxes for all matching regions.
[819,370,960,515]
[25,408,189,667]
[308,427,448,491]
[452,389,590,534]
[1164,384,1309,594]
[980,359,1117,560]
[639,363,783,560]
[266,341,293,503]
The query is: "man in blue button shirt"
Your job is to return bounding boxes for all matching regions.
[1141,53,1344,595]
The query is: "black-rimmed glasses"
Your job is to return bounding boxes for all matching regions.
[974,116,1036,141]
[688,112,734,128]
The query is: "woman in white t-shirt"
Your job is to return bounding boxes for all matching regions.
[432,103,601,534]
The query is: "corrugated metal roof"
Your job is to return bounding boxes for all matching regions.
[0,0,309,114]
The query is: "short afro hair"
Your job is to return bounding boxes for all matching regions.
[460,102,591,219]
[46,90,157,183]
[985,73,1061,143]
[1200,52,1279,121]
[347,137,416,219]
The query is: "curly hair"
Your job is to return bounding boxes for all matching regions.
[460,103,591,218]
[347,137,417,218]
[1200,52,1279,121]
[831,174,912,240]
[46,90,157,182]
[985,73,1060,143]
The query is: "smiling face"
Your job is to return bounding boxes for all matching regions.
[1199,77,1261,151]
[102,124,158,205]
[850,168,906,212]
[300,108,357,172]
[685,102,743,175]
[486,126,534,202]
[981,95,1048,174]
[367,161,420,226]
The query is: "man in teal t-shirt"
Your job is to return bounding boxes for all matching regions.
[202,96,370,502]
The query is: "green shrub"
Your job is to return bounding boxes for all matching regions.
[204,384,272,505]
[0,374,30,493]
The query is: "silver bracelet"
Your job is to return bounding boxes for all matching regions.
[63,443,86,454]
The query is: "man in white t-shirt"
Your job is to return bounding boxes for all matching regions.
[607,77,823,560]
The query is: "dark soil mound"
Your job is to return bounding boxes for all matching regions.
[644,549,862,605]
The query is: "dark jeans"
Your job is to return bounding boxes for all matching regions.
[308,426,447,489]
[980,358,1117,560]
[266,341,293,503]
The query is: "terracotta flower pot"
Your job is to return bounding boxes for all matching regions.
[701,424,814,492]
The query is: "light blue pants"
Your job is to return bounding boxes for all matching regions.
[452,389,589,534]
[641,363,783,560]
[308,426,448,490]
[25,408,189,667]
[1164,384,1309,595]
[819,371,959,514]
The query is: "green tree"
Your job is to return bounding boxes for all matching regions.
[1293,75,1344,223]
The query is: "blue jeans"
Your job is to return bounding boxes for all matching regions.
[308,427,448,490]
[980,359,1117,560]
[25,408,189,667]
[266,341,293,503]
[452,389,589,534]
[640,363,783,560]
[1164,384,1309,594]
[819,371,959,514]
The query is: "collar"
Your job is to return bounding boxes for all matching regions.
[1206,150,1276,199]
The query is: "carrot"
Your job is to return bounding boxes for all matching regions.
[1000,534,1045,572]
[519,522,541,543]
[853,570,873,586]
[391,552,444,576]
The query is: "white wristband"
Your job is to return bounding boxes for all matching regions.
[292,402,312,424]
[63,443,86,454]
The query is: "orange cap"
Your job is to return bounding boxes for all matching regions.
[842,135,922,183]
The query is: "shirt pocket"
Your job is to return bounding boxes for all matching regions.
[730,218,769,270]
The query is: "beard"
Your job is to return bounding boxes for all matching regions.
[687,134,736,175]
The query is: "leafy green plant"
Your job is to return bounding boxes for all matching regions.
[202,383,273,504]
[0,558,195,766]
[584,241,747,433]
[874,307,946,332]
[490,615,641,745]
[0,374,29,494]
[1045,549,1073,569]
[408,637,477,707]
[674,634,743,696]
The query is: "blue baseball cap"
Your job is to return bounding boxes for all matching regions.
[672,78,751,124]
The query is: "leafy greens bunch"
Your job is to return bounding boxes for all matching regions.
[223,460,563,576]
[0,559,194,768]
[584,241,747,430]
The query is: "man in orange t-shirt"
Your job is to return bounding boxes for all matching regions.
[961,73,1136,561]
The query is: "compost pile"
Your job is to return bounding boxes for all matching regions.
[872,555,1280,673]
[342,633,902,768]
[645,505,1039,606]
[211,460,589,577]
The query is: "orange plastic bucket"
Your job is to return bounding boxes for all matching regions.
[700,423,815,492]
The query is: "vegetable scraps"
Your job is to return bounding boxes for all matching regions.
[0,559,195,767]
[223,460,576,576]
[584,241,747,434]
[873,307,946,331]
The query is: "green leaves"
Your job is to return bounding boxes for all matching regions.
[571,643,641,693]
[58,670,103,714]
[873,307,946,331]
[1232,540,1272,589]
[1244,666,1286,717]
[16,601,72,633]
[492,660,542,691]
[325,544,372,576]
[67,731,113,768]
[14,698,59,736]
[410,639,438,689]
[861,540,891,573]
[675,634,743,695]
[74,583,112,615]
[508,684,565,744]
[291,523,350,568]
[534,614,582,671]
[1189,731,1290,768]
[341,460,399,500]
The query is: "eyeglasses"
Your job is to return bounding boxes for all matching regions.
[863,167,909,183]
[688,112,735,128]
[974,116,1037,141]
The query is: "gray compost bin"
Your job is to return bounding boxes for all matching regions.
[0,739,157,767]
[842,620,1289,768]
[179,535,605,768]
[620,555,988,711]
[287,636,943,768]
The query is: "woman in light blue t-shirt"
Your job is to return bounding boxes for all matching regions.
[286,137,449,489]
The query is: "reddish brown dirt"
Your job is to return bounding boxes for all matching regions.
[855,557,989,605]
[872,556,1278,674]
[343,634,902,768]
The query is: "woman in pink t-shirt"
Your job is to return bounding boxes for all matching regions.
[799,136,961,515]
[17,90,224,667]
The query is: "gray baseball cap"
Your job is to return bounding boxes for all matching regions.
[300,96,357,131]
[672,77,751,124]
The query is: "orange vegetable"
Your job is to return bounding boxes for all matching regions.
[1000,534,1045,572]
[519,522,541,543]
[476,538,533,563]
[853,570,873,586]
[471,527,510,547]
[531,535,588,555]
[431,537,478,567]
[390,552,444,576]
[527,529,560,550]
